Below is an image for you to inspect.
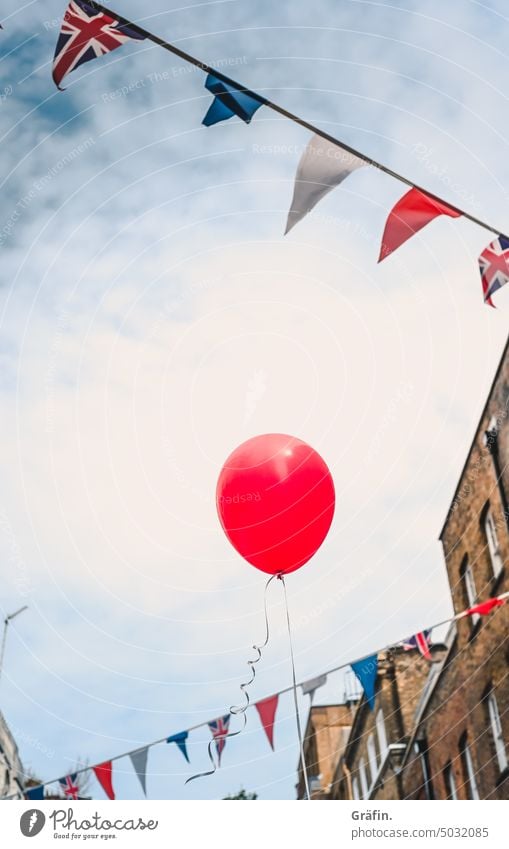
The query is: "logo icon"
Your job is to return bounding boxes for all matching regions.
[20,809,46,837]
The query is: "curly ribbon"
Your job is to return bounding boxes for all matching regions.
[185,573,278,785]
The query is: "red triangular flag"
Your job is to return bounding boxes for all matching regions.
[378,187,461,262]
[255,694,279,750]
[93,761,115,800]
[464,597,506,618]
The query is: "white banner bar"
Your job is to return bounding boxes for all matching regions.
[1,800,506,848]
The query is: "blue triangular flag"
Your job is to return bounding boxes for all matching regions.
[202,75,263,126]
[167,731,190,763]
[25,785,44,800]
[351,654,378,711]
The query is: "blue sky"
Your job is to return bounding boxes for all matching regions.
[1,0,509,800]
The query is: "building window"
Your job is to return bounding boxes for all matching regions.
[359,757,369,799]
[487,690,508,773]
[352,776,360,800]
[460,734,479,800]
[444,762,458,799]
[414,738,434,799]
[367,733,378,786]
[376,708,388,761]
[461,557,480,626]
[484,509,503,579]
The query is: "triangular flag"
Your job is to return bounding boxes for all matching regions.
[254,695,279,750]
[301,674,327,703]
[351,654,378,711]
[52,0,145,90]
[378,187,461,261]
[129,747,148,796]
[202,75,263,126]
[462,597,506,618]
[25,785,44,800]
[93,761,115,800]
[208,715,230,766]
[285,134,366,233]
[166,731,190,763]
[479,235,509,308]
[401,630,432,661]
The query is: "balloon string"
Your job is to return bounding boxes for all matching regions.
[185,573,277,786]
[279,574,311,801]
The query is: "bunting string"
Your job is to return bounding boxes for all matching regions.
[22,590,509,798]
[2,2,509,301]
[84,0,506,241]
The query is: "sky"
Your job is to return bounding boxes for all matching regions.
[1,0,509,801]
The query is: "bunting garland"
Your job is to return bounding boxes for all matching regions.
[166,731,190,763]
[59,773,80,799]
[478,235,509,307]
[285,135,366,234]
[208,715,231,766]
[93,761,115,800]
[23,590,507,800]
[351,654,378,711]
[0,0,506,303]
[202,75,264,126]
[52,0,144,90]
[377,188,461,262]
[128,748,148,797]
[301,673,327,703]
[254,695,279,750]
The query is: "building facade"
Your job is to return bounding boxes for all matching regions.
[296,704,355,799]
[298,337,509,800]
[0,710,24,799]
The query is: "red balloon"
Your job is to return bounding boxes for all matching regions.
[216,434,335,575]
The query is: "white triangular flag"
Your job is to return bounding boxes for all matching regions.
[129,747,148,796]
[285,135,366,233]
[301,673,327,703]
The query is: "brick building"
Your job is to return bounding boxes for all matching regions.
[296,704,355,799]
[329,646,446,800]
[298,337,509,800]
[401,338,509,800]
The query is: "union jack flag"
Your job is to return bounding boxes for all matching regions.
[52,0,144,89]
[208,715,230,766]
[401,630,432,661]
[478,234,509,308]
[59,772,80,799]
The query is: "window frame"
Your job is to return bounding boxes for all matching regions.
[487,689,508,774]
[376,708,388,762]
[484,508,503,579]
[461,556,480,626]
[444,761,458,800]
[366,733,378,788]
[358,756,369,799]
